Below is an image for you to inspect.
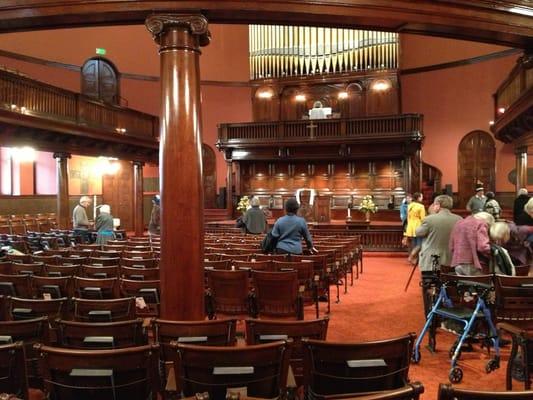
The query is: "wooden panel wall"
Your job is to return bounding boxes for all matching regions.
[102,160,133,231]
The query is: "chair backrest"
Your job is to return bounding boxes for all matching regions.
[232,260,272,271]
[324,381,424,400]
[31,254,59,265]
[44,264,79,277]
[206,269,251,317]
[10,262,44,276]
[437,383,533,399]
[74,276,119,299]
[56,318,147,349]
[93,250,122,258]
[0,274,32,298]
[80,265,119,279]
[171,340,291,399]
[252,270,303,319]
[0,342,29,400]
[7,296,68,322]
[35,343,160,400]
[120,257,158,268]
[72,297,136,322]
[122,250,154,259]
[152,318,237,362]
[58,256,88,266]
[88,256,120,267]
[0,316,50,387]
[32,275,73,298]
[245,317,329,385]
[303,334,416,398]
[494,275,533,323]
[6,254,32,264]
[120,266,160,280]
[204,259,231,270]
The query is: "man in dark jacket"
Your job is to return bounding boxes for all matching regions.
[513,188,530,224]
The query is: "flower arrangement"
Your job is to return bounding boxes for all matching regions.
[237,196,250,214]
[359,195,378,213]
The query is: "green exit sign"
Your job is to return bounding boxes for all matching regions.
[95,48,107,55]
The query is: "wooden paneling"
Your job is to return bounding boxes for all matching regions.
[102,160,133,231]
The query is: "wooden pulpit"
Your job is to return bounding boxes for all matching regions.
[314,195,331,223]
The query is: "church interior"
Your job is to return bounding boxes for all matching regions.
[0,1,532,399]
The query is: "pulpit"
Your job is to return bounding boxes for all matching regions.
[314,195,331,223]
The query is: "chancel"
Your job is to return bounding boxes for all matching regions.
[0,2,531,399]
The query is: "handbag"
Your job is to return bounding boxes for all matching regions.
[235,217,245,229]
[261,230,278,254]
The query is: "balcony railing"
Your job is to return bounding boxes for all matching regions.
[218,114,423,144]
[0,69,158,140]
[494,55,533,119]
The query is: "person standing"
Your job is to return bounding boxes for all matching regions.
[242,197,267,234]
[513,188,530,224]
[148,195,160,235]
[271,198,317,255]
[415,195,462,316]
[400,193,412,233]
[404,192,425,253]
[466,185,486,214]
[72,196,92,243]
[95,204,115,245]
[484,191,501,220]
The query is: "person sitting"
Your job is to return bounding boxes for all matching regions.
[450,211,494,276]
[271,198,317,255]
[72,195,92,243]
[95,204,115,245]
[309,101,327,120]
[242,197,267,234]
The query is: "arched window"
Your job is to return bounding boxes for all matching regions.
[81,57,120,104]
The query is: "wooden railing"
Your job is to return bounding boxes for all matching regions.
[218,114,423,143]
[494,55,533,119]
[0,69,158,140]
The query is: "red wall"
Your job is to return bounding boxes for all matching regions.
[400,34,518,192]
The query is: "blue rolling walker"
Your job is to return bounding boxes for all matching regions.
[412,275,500,383]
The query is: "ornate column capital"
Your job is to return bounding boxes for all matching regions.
[132,160,145,167]
[53,152,71,160]
[145,14,211,49]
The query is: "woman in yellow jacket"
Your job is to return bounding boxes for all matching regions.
[405,192,426,249]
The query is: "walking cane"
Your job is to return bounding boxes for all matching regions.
[404,262,418,292]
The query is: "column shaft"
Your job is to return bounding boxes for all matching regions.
[53,153,70,229]
[133,161,145,237]
[226,160,233,218]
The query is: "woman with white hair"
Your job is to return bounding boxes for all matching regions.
[95,204,115,245]
[242,196,268,234]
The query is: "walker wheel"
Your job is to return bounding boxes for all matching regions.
[449,367,463,383]
[411,350,421,364]
[485,358,500,373]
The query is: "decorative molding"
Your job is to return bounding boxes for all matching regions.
[145,14,210,47]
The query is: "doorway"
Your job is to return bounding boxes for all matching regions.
[81,57,120,104]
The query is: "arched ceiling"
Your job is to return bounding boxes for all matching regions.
[0,1,531,48]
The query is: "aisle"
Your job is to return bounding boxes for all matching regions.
[321,254,512,399]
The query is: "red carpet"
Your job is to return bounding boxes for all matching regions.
[320,254,516,399]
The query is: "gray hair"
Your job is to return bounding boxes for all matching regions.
[251,197,260,207]
[433,195,453,210]
[473,211,495,227]
[518,188,528,196]
[80,196,91,205]
[490,222,510,243]
[524,197,533,216]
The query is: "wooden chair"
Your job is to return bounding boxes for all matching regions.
[58,255,89,266]
[245,317,329,386]
[254,254,289,262]
[498,322,533,390]
[272,260,320,318]
[56,318,147,349]
[120,266,160,280]
[251,270,304,320]
[7,297,68,323]
[170,340,291,399]
[292,254,332,314]
[0,274,32,298]
[232,260,272,271]
[87,256,120,267]
[0,317,49,388]
[32,275,73,299]
[74,277,120,299]
[35,343,160,400]
[205,269,253,319]
[31,254,59,265]
[120,279,161,317]
[93,250,122,258]
[302,333,416,398]
[120,257,158,268]
[218,253,250,262]
[203,259,231,270]
[10,262,44,276]
[0,342,29,400]
[80,265,119,279]
[122,250,154,260]
[0,261,12,275]
[494,275,533,323]
[72,297,136,322]
[44,264,79,277]
[6,254,32,264]
[437,383,533,399]
[324,382,424,400]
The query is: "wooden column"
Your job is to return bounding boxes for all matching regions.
[146,14,210,320]
[53,152,70,229]
[133,161,144,237]
[225,149,233,218]
[515,146,528,192]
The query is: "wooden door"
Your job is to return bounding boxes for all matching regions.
[202,144,217,208]
[81,58,119,104]
[458,131,495,208]
[102,160,133,231]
